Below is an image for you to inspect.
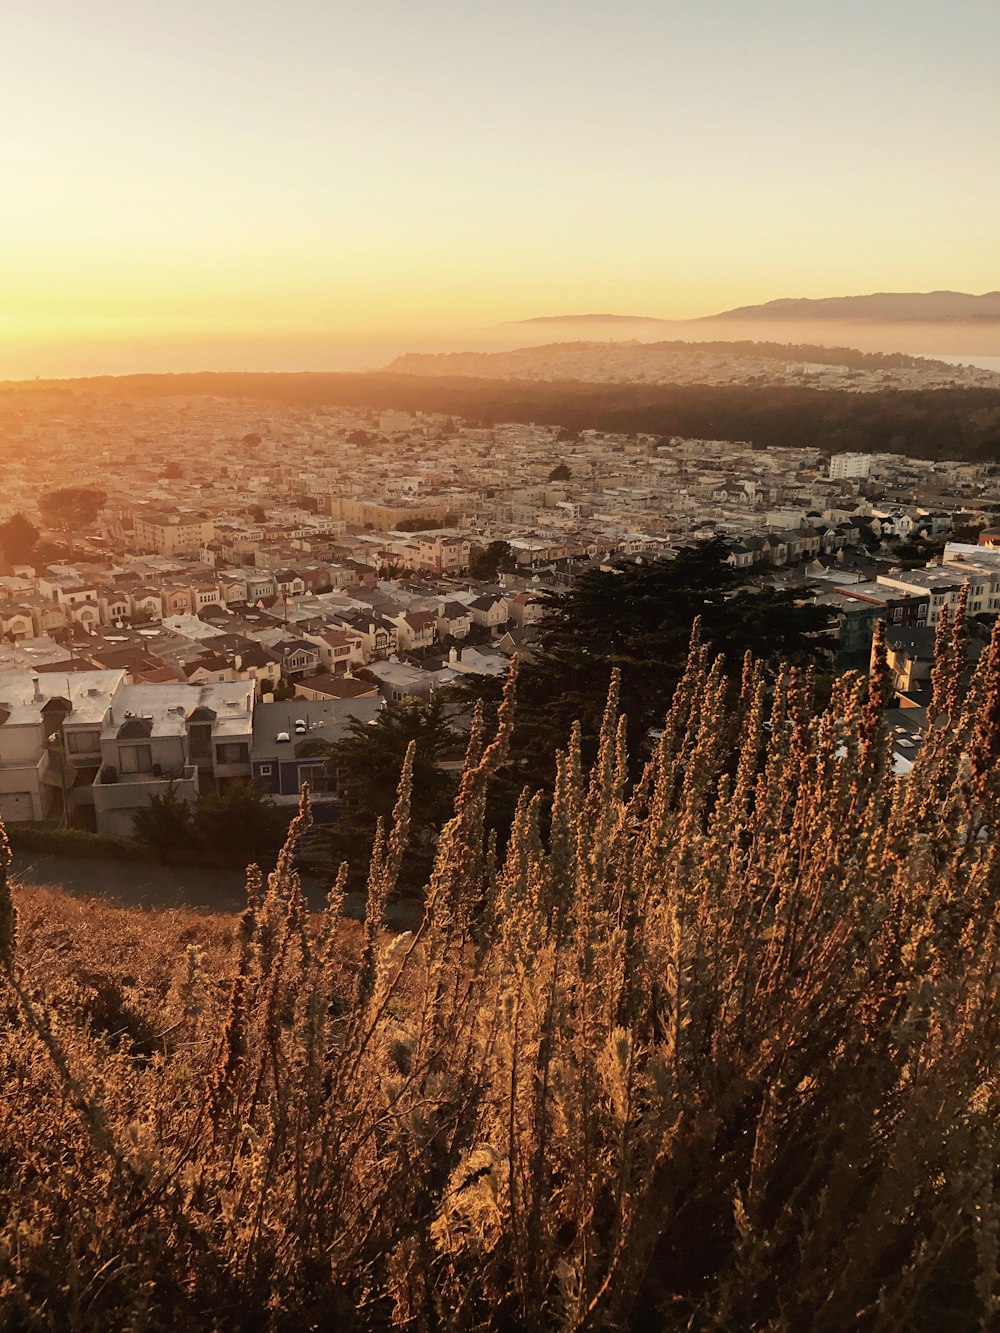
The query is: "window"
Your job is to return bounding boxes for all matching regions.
[301,763,335,794]
[258,763,273,777]
[216,742,249,766]
[189,724,213,759]
[67,730,100,755]
[119,744,153,774]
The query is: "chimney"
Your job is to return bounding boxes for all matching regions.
[31,673,42,702]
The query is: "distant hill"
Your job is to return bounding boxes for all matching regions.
[506,314,667,326]
[705,291,1000,323]
[390,338,959,374]
[509,293,1000,329]
[386,339,999,393]
[503,294,1000,359]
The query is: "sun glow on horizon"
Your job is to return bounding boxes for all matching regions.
[2,1,998,377]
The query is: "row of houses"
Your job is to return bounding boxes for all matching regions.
[811,543,1000,667]
[0,668,382,839]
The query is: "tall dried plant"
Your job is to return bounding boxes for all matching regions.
[1,621,999,1330]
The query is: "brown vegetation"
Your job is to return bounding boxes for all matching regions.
[1,616,999,1329]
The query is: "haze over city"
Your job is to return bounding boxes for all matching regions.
[3,0,999,378]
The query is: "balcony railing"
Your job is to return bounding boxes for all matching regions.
[97,763,198,787]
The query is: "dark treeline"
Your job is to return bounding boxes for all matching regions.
[15,370,1000,462]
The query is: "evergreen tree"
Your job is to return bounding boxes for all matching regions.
[0,512,39,566]
[316,696,458,891]
[456,539,833,827]
[38,487,107,555]
[469,540,517,580]
[191,782,291,867]
[131,784,195,860]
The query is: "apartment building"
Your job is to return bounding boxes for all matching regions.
[828,453,873,480]
[92,681,254,837]
[876,561,1000,624]
[0,669,126,825]
[131,510,216,556]
[399,533,471,575]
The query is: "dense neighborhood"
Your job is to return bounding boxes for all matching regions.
[2,384,1000,837]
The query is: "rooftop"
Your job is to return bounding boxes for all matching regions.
[0,669,126,728]
[251,696,382,758]
[100,681,253,741]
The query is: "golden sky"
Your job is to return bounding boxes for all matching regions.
[2,1,998,376]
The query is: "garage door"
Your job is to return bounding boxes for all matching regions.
[0,792,34,823]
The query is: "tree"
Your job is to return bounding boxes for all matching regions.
[547,461,571,481]
[191,782,291,867]
[455,538,834,831]
[316,696,459,892]
[132,781,290,866]
[242,433,262,447]
[894,538,931,568]
[131,784,195,861]
[395,513,461,533]
[953,522,985,544]
[470,540,517,580]
[0,512,39,566]
[38,487,107,555]
[395,517,437,533]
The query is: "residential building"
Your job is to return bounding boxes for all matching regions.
[0,669,126,824]
[828,453,873,480]
[131,511,216,556]
[468,594,509,631]
[250,695,382,814]
[302,628,366,674]
[271,639,321,682]
[92,681,254,837]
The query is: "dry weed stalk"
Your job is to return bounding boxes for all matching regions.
[0,621,999,1330]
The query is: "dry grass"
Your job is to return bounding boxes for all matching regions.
[1,613,999,1331]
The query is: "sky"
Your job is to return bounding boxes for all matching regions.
[2,0,999,377]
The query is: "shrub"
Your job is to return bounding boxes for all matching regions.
[131,783,195,860]
[6,822,145,862]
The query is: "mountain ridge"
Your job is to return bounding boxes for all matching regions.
[707,290,1000,322]
[508,291,1000,327]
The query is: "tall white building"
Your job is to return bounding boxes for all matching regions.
[829,453,872,480]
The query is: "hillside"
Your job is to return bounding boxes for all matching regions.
[386,338,1000,392]
[709,290,1000,323]
[1,620,999,1328]
[502,294,1000,360]
[508,292,1000,328]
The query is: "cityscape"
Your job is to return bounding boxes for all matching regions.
[1,379,999,837]
[2,0,999,1327]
